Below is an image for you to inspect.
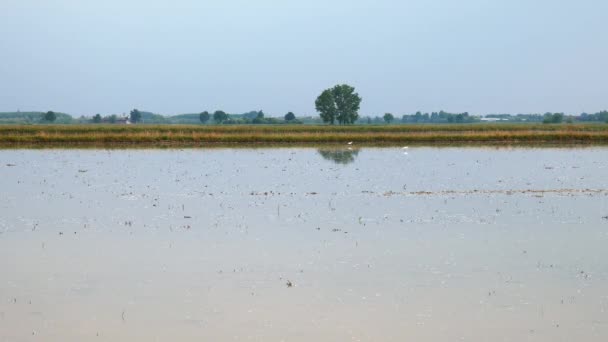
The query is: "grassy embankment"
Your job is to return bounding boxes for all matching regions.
[1,124,608,147]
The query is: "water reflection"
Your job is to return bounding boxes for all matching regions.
[317,148,360,165]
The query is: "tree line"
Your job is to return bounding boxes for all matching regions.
[196,110,300,125]
[397,111,476,124]
[3,84,606,125]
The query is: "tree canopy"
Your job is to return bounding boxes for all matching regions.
[252,110,265,124]
[315,84,361,125]
[130,109,142,123]
[42,111,56,122]
[383,113,394,123]
[400,111,477,124]
[199,111,210,124]
[213,110,228,123]
[543,112,564,124]
[315,89,337,124]
[284,112,296,121]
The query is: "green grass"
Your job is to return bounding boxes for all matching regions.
[1,123,608,147]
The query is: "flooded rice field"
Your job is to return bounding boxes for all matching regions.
[1,147,608,341]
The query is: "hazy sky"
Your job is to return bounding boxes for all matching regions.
[1,0,606,117]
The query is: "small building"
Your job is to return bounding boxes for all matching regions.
[480,117,507,122]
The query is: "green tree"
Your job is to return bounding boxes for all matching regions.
[199,111,210,124]
[108,114,117,123]
[130,109,142,123]
[213,110,228,123]
[284,112,296,121]
[383,113,394,123]
[552,113,564,123]
[315,89,337,124]
[93,114,102,123]
[334,84,361,124]
[315,84,362,125]
[543,112,564,124]
[42,111,56,122]
[252,110,266,124]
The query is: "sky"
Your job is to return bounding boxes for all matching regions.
[1,0,607,117]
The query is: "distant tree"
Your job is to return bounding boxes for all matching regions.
[543,112,564,124]
[107,114,117,123]
[315,84,362,125]
[383,113,394,123]
[199,111,210,124]
[579,110,608,122]
[251,110,264,124]
[284,112,296,121]
[130,109,142,123]
[42,111,56,122]
[213,110,228,123]
[92,114,102,123]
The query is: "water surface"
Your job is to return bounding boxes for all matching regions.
[1,147,607,341]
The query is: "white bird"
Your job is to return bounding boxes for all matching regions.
[402,146,409,149]
[347,142,353,145]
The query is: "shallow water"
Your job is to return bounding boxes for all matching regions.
[1,147,607,341]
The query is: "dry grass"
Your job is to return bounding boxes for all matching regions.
[1,124,608,147]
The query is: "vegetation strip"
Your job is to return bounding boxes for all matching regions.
[1,124,608,147]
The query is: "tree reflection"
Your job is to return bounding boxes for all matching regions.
[317,148,360,165]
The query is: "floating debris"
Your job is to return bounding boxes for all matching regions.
[245,188,608,197]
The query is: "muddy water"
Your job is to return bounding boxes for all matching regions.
[0,147,607,341]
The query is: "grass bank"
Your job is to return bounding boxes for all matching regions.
[1,124,608,147]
